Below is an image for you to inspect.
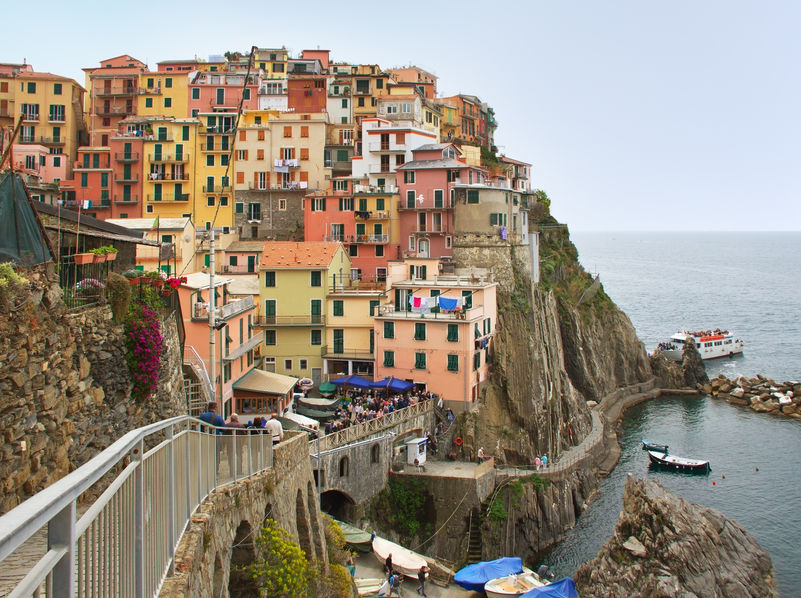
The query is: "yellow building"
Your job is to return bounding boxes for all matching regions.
[437,101,460,143]
[137,71,190,119]
[0,67,87,179]
[257,241,350,384]
[135,116,202,222]
[325,282,383,380]
[196,110,236,231]
[254,47,289,80]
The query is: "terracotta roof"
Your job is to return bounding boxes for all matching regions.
[259,241,342,269]
[16,72,78,83]
[225,240,267,253]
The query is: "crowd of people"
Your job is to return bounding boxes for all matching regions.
[656,342,678,352]
[198,402,284,444]
[321,389,439,436]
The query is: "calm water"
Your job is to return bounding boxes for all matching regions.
[540,232,801,595]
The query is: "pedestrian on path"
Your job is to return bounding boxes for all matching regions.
[534,456,541,471]
[416,564,430,596]
[542,454,548,469]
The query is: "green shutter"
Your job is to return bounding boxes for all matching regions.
[415,352,426,370]
[235,202,244,213]
[467,189,479,203]
[447,354,459,372]
[383,321,394,339]
[369,300,379,316]
[447,324,459,342]
[434,189,443,208]
[490,213,498,226]
[333,300,344,316]
[420,265,427,280]
[462,290,473,309]
[474,352,481,370]
[383,351,394,367]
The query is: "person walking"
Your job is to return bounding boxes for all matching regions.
[416,564,430,596]
[385,553,393,578]
[541,454,548,469]
[388,571,402,597]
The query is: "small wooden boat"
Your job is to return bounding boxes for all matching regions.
[333,519,373,553]
[642,440,669,453]
[484,571,546,597]
[648,450,710,473]
[354,578,385,597]
[371,536,427,578]
[297,396,341,411]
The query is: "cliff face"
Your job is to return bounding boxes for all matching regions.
[575,476,776,598]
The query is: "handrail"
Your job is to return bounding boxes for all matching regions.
[0,415,274,597]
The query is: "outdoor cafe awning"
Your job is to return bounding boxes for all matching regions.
[233,369,298,396]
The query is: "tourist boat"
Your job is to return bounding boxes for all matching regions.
[647,450,711,473]
[297,396,341,412]
[484,570,546,597]
[656,329,743,361]
[333,518,373,553]
[642,440,669,453]
[371,536,427,578]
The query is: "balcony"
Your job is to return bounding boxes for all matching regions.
[19,135,64,146]
[413,227,449,235]
[255,315,326,327]
[114,174,139,183]
[114,152,140,162]
[354,210,390,220]
[192,295,255,322]
[202,185,232,194]
[96,87,137,97]
[96,108,135,117]
[149,153,190,163]
[146,193,189,202]
[367,141,405,153]
[138,87,162,95]
[399,199,453,210]
[354,184,398,194]
[147,172,189,182]
[324,234,388,244]
[21,112,40,122]
[143,135,173,143]
[353,87,371,96]
[199,126,236,135]
[47,116,66,124]
[321,345,374,360]
[273,158,299,168]
[368,164,392,174]
[113,194,139,204]
[223,332,265,362]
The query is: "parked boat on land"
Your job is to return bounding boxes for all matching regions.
[484,570,546,597]
[642,440,669,453]
[454,557,525,592]
[657,329,744,361]
[648,450,711,473]
[297,396,341,411]
[371,536,427,578]
[333,519,372,553]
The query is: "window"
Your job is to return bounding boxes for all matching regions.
[404,171,415,184]
[283,126,292,138]
[80,173,88,187]
[349,244,358,257]
[406,190,416,209]
[53,83,62,95]
[415,352,426,370]
[467,189,480,203]
[284,359,292,370]
[341,98,348,108]
[310,329,322,345]
[300,147,309,160]
[265,330,276,345]
[383,321,394,339]
[462,290,473,309]
[474,352,481,371]
[207,197,215,207]
[408,236,415,251]
[265,271,276,287]
[206,154,215,166]
[182,125,189,141]
[27,82,36,94]
[310,198,326,211]
[383,351,394,367]
[414,322,426,340]
[447,354,459,372]
[247,203,260,220]
[333,300,344,316]
[300,125,309,137]
[375,245,384,257]
[48,105,65,122]
[434,189,444,208]
[191,88,200,99]
[339,197,353,211]
[278,198,287,211]
[144,97,153,108]
[165,78,172,88]
[447,324,459,342]
[235,202,244,213]
[310,271,321,286]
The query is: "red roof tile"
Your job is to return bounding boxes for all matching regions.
[259,241,342,269]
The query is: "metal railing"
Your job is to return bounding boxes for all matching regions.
[0,416,274,598]
[183,346,214,410]
[255,314,325,327]
[312,399,433,452]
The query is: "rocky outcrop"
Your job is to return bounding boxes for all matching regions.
[707,374,801,417]
[649,353,685,389]
[681,339,708,388]
[575,475,776,598]
[0,266,185,513]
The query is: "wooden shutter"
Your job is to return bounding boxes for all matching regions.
[239,130,246,142]
[253,172,259,188]
[300,148,309,160]
[258,130,265,141]
[300,171,308,182]
[257,149,264,160]
[283,126,291,137]
[236,172,244,184]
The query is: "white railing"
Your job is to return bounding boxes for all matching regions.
[0,416,273,598]
[183,345,213,405]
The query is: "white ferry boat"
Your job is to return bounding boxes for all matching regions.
[657,329,744,361]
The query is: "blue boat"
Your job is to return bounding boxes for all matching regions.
[642,440,669,453]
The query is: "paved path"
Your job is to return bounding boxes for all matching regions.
[354,552,479,598]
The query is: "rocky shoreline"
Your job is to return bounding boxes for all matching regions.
[704,374,801,418]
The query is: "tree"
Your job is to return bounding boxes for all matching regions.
[246,519,312,597]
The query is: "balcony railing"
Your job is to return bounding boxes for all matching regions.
[354,210,390,220]
[96,86,137,96]
[144,135,174,143]
[150,153,190,163]
[367,141,405,153]
[147,173,189,181]
[96,108,135,117]
[202,185,232,193]
[114,194,139,204]
[399,199,453,210]
[324,234,388,244]
[255,315,325,327]
[320,345,374,360]
[413,227,450,235]
[199,126,236,135]
[146,193,189,202]
[192,296,255,322]
[138,87,162,95]
[115,175,139,183]
[21,112,39,122]
[368,164,393,174]
[19,135,64,145]
[354,184,398,194]
[114,152,140,161]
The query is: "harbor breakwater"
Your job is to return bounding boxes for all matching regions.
[705,374,801,419]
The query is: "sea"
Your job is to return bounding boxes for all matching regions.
[540,232,801,596]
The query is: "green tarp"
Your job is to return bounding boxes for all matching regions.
[0,172,52,265]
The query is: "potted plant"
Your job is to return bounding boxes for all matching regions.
[146,271,164,288]
[89,248,106,263]
[73,252,94,265]
[122,270,141,285]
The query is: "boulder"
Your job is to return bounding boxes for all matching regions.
[575,476,775,598]
[681,340,708,388]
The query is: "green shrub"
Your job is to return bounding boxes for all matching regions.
[246,519,313,597]
[0,262,30,311]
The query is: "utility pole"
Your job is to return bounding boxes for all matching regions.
[208,229,216,408]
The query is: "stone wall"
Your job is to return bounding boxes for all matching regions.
[0,265,186,513]
[234,190,305,241]
[160,431,328,597]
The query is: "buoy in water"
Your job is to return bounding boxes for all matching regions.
[722,474,725,479]
[712,481,716,485]
[756,467,759,472]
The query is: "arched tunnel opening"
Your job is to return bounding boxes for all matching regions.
[320,489,356,521]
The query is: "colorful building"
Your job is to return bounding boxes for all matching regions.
[137,68,190,119]
[373,259,497,410]
[385,66,438,100]
[396,143,487,259]
[178,272,263,418]
[106,216,197,276]
[59,147,112,217]
[83,56,147,147]
[256,241,349,384]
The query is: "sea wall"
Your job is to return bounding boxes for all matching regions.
[0,266,186,513]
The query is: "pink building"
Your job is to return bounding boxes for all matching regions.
[373,259,497,411]
[188,70,260,115]
[396,143,486,259]
[178,272,263,418]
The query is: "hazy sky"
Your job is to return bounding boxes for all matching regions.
[6,1,799,231]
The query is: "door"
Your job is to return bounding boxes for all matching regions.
[311,367,322,387]
[310,299,322,324]
[247,255,256,273]
[331,223,344,242]
[418,239,429,258]
[333,329,344,354]
[264,299,276,324]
